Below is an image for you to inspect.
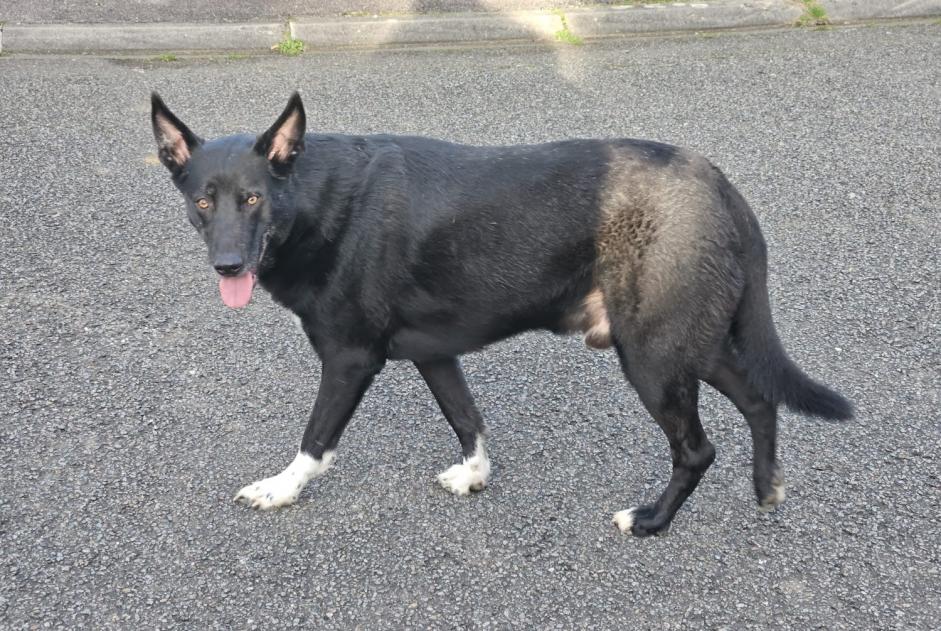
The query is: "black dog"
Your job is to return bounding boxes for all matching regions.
[151,92,851,537]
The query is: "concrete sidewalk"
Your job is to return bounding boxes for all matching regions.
[1,0,939,54]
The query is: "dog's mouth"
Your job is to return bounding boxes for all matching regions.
[216,232,272,309]
[218,270,257,309]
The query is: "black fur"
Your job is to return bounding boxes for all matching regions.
[152,93,852,536]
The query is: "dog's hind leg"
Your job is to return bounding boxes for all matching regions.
[416,357,490,495]
[611,344,716,537]
[234,348,384,510]
[706,350,783,511]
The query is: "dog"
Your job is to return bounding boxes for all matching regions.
[151,92,852,537]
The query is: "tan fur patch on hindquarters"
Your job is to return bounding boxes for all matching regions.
[593,145,717,327]
[594,150,667,300]
[595,159,665,272]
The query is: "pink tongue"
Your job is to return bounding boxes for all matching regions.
[218,272,255,309]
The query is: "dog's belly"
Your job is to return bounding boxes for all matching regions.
[386,326,492,361]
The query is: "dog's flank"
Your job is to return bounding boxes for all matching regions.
[152,92,852,537]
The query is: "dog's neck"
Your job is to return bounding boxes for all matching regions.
[258,149,366,301]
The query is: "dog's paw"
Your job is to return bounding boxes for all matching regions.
[234,473,304,510]
[612,508,637,534]
[437,439,491,496]
[612,505,670,537]
[233,451,334,510]
[758,475,786,513]
[437,462,489,495]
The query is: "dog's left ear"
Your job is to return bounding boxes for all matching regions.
[254,92,306,173]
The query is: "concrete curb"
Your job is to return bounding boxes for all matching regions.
[824,0,941,22]
[1,21,284,54]
[1,1,939,54]
[565,2,801,37]
[293,11,564,49]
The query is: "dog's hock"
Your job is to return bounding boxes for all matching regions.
[437,436,491,496]
[234,450,335,510]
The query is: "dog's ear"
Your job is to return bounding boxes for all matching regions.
[254,92,306,173]
[151,93,202,174]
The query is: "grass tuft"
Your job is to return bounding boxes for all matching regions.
[274,19,305,56]
[276,36,305,56]
[155,53,178,62]
[795,0,830,27]
[552,9,584,45]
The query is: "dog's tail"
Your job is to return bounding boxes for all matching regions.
[732,258,854,421]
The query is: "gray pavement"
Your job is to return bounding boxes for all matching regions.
[1,23,940,630]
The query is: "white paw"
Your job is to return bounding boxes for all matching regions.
[234,451,334,510]
[437,436,490,496]
[612,507,637,534]
[234,473,304,510]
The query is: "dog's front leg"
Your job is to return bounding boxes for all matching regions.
[415,357,490,495]
[234,348,385,509]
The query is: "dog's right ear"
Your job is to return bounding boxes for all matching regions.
[151,93,202,174]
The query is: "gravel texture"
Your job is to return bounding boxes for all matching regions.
[1,24,939,629]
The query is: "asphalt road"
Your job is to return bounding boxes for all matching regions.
[1,24,939,630]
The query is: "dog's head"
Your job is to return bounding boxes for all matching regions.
[151,93,306,308]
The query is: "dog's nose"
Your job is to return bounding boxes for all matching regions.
[213,254,244,276]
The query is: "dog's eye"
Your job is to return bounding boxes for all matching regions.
[195,198,210,210]
[246,195,259,206]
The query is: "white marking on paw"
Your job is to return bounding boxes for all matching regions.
[234,451,335,510]
[759,477,786,512]
[291,314,304,335]
[438,435,490,496]
[612,507,637,534]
